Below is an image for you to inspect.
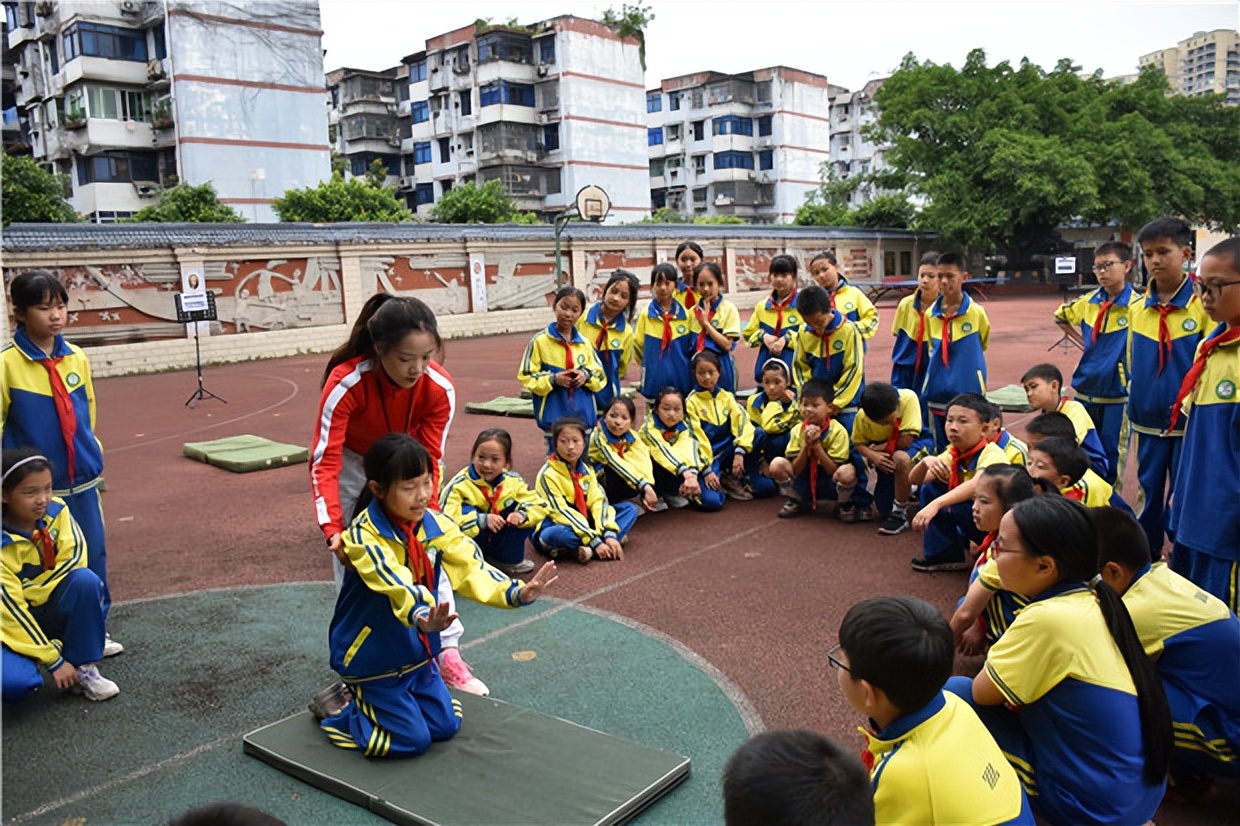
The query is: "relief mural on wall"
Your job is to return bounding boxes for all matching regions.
[360,251,559,313]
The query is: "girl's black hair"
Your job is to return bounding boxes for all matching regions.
[808,250,837,267]
[553,286,587,310]
[605,395,637,420]
[472,428,513,463]
[550,416,589,451]
[1008,496,1173,784]
[976,464,1037,510]
[651,262,679,287]
[692,349,722,372]
[2,448,53,494]
[760,358,791,381]
[602,270,641,323]
[675,240,704,261]
[351,433,432,520]
[322,293,442,386]
[769,254,798,276]
[692,261,723,290]
[654,385,684,409]
[8,269,69,316]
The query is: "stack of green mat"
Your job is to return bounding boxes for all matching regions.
[183,434,310,473]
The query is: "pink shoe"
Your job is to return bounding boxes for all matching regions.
[437,648,489,696]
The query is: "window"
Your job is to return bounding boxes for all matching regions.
[76,151,158,184]
[415,182,434,205]
[458,90,471,116]
[651,190,667,209]
[151,23,166,60]
[757,115,772,137]
[713,151,754,170]
[693,155,706,175]
[88,86,120,120]
[649,159,664,178]
[667,123,681,141]
[413,141,432,164]
[412,101,429,123]
[62,22,147,62]
[539,38,556,64]
[884,252,897,278]
[669,92,681,111]
[409,59,427,82]
[759,149,773,170]
[479,81,535,107]
[70,86,152,122]
[900,251,913,276]
[692,120,704,141]
[437,137,450,163]
[542,123,559,151]
[712,115,753,136]
[693,187,707,205]
[648,127,663,146]
[646,92,662,113]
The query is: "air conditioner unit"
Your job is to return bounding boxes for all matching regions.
[398,176,416,190]
[536,65,549,77]
[133,180,161,197]
[120,0,140,14]
[387,135,401,147]
[35,1,53,17]
[525,151,538,163]
[147,59,166,80]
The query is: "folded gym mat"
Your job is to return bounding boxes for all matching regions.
[183,434,309,473]
[465,396,535,418]
[986,384,1034,413]
[245,693,690,826]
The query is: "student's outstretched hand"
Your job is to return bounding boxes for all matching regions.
[912,502,940,530]
[519,562,559,604]
[52,661,78,691]
[416,601,459,634]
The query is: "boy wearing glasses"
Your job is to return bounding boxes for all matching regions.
[832,596,1033,826]
[1167,237,1240,611]
[1127,217,1211,557]
[1053,241,1139,484]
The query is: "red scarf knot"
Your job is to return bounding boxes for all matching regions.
[771,290,795,337]
[1166,325,1240,433]
[569,468,589,517]
[884,417,902,456]
[1090,299,1115,345]
[939,311,960,367]
[480,480,505,514]
[660,310,676,352]
[948,439,987,489]
[34,526,57,571]
[1154,303,1178,375]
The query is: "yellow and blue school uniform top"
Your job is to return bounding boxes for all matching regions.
[1168,323,1240,559]
[830,278,879,342]
[786,418,851,466]
[331,501,524,681]
[890,289,933,391]
[633,298,695,398]
[865,691,1033,826]
[790,311,865,416]
[588,425,656,493]
[1121,562,1239,768]
[1061,468,1114,508]
[975,549,1031,642]
[921,294,990,408]
[689,295,742,393]
[534,455,623,548]
[674,278,697,311]
[1054,284,1137,404]
[984,584,1166,825]
[687,386,755,462]
[746,388,799,437]
[851,388,922,450]
[1,499,88,671]
[438,466,547,539]
[742,289,802,383]
[1056,397,1109,478]
[1127,277,1211,435]
[994,429,1028,466]
[1,329,104,493]
[518,324,607,430]
[640,410,714,478]
[935,441,1008,489]
[577,302,636,410]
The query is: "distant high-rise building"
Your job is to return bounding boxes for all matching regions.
[827,78,891,208]
[1139,28,1240,106]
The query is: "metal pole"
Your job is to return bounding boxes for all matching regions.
[553,208,576,289]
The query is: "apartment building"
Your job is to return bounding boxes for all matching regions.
[827,77,891,207]
[4,0,330,222]
[325,64,407,186]
[1139,28,1240,105]
[645,67,837,223]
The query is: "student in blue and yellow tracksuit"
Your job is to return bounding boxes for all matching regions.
[1022,363,1110,481]
[633,263,695,400]
[809,250,879,345]
[790,286,865,425]
[639,387,726,512]
[534,417,638,564]
[316,434,556,757]
[1128,218,1212,556]
[2,449,116,703]
[982,400,1028,467]
[1054,241,1139,485]
[588,396,661,513]
[767,378,855,519]
[1167,236,1240,610]
[1026,437,1126,511]
[1095,507,1240,795]
[921,253,990,451]
[1,271,118,653]
[746,359,799,469]
[852,382,924,533]
[891,251,940,393]
[686,352,777,501]
[742,254,802,383]
[673,240,704,310]
[518,286,607,445]
[688,262,742,395]
[439,429,546,576]
[577,270,640,413]
[946,496,1172,826]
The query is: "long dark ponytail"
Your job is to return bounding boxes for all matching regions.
[322,293,443,386]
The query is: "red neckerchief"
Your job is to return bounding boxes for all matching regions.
[610,436,628,458]
[971,531,998,575]
[395,517,436,658]
[33,524,57,571]
[662,427,678,442]
[568,464,589,517]
[805,417,831,509]
[771,290,796,337]
[948,439,987,489]
[1154,303,1178,375]
[1056,396,1071,413]
[694,298,717,353]
[480,478,505,514]
[1090,297,1115,345]
[593,315,611,351]
[1167,324,1240,432]
[37,358,78,484]
[913,292,928,378]
[555,328,576,400]
[682,285,698,310]
[884,417,902,456]
[656,304,676,352]
[939,304,961,368]
[1064,485,1085,502]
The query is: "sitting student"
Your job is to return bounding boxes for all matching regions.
[945,496,1173,825]
[1026,436,1127,511]
[851,382,923,535]
[639,386,726,512]
[1,449,117,703]
[833,596,1033,826]
[746,358,799,471]
[921,252,990,451]
[577,270,640,412]
[588,396,663,514]
[439,429,545,576]
[983,400,1027,466]
[534,417,638,563]
[809,250,879,344]
[690,262,742,395]
[890,251,940,393]
[949,466,1043,656]
[768,378,854,519]
[635,262,695,400]
[722,729,875,826]
[687,351,776,502]
[1021,363,1109,480]
[313,434,558,756]
[742,254,802,383]
[910,393,1010,572]
[1094,507,1240,801]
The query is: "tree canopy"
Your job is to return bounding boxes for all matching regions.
[428,179,539,224]
[129,182,244,223]
[1,153,78,226]
[273,171,414,223]
[864,51,1240,261]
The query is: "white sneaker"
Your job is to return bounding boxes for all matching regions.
[664,494,690,509]
[103,635,124,657]
[74,664,119,701]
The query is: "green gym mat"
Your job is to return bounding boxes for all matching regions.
[986,384,1034,413]
[244,693,691,826]
[465,396,535,418]
[183,434,310,472]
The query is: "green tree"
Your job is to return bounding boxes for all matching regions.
[273,173,414,223]
[1,153,78,226]
[794,168,856,227]
[429,179,539,223]
[602,3,655,72]
[129,182,244,223]
[850,193,916,229]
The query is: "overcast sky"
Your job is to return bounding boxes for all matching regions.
[320,0,1238,92]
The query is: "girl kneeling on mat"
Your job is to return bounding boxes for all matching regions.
[312,433,556,758]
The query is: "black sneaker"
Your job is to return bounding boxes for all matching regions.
[877,513,910,535]
[910,556,969,573]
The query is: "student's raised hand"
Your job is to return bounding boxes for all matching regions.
[416,601,459,634]
[803,424,822,441]
[486,513,506,532]
[958,623,988,657]
[924,456,950,483]
[52,661,78,691]
[912,502,940,531]
[730,454,745,478]
[506,511,527,527]
[781,387,796,403]
[519,561,559,604]
[642,486,661,511]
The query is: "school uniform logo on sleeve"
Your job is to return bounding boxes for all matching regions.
[611,338,621,348]
[1182,319,1198,332]
[788,315,800,325]
[577,354,587,365]
[65,372,82,388]
[1117,317,1127,327]
[844,302,855,311]
[833,340,844,351]
[1217,380,1236,399]
[677,324,687,334]
[961,322,973,333]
